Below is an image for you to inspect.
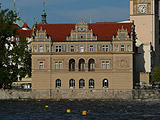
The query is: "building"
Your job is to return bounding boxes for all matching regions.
[30,0,159,98]
[31,19,135,91]
[130,0,159,84]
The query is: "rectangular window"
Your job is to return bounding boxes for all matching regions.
[71,46,74,52]
[51,45,54,52]
[39,62,44,69]
[115,45,118,52]
[102,61,105,69]
[106,45,109,52]
[121,45,125,52]
[87,34,91,39]
[102,45,105,52]
[80,46,84,52]
[106,61,110,69]
[55,62,58,69]
[39,46,43,52]
[78,34,86,39]
[59,46,62,52]
[73,34,76,39]
[56,46,59,52]
[59,62,62,69]
[102,61,110,69]
[127,45,131,52]
[90,45,93,52]
[33,46,37,52]
[46,45,49,52]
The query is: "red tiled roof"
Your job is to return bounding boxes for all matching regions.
[36,22,132,41]
[21,24,30,29]
[16,30,32,38]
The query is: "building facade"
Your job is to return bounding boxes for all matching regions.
[31,19,135,91]
[130,0,159,73]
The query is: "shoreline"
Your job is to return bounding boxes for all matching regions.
[0,89,160,100]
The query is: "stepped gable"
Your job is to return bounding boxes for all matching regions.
[36,22,132,41]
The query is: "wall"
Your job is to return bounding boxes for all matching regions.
[0,89,160,100]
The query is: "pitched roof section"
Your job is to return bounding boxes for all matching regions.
[36,22,132,41]
[16,30,32,38]
[22,24,30,30]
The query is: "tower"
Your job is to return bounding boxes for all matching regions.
[130,0,159,73]
[41,0,47,24]
[13,0,17,17]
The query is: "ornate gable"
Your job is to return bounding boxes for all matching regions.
[66,19,97,41]
[34,27,51,41]
[112,26,131,41]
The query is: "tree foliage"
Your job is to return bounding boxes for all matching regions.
[151,65,160,83]
[0,9,31,88]
[0,9,17,87]
[11,37,31,80]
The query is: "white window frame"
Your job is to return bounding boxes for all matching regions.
[127,45,131,52]
[39,62,44,70]
[115,45,118,52]
[69,79,75,89]
[39,46,44,53]
[80,46,84,52]
[106,45,109,52]
[33,46,37,52]
[55,62,58,69]
[59,62,62,69]
[56,79,61,89]
[46,45,49,52]
[71,46,74,52]
[121,45,125,52]
[90,45,93,52]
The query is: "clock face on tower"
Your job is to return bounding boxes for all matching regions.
[138,5,147,14]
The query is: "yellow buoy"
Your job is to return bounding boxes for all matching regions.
[45,105,49,108]
[67,109,71,113]
[82,111,87,116]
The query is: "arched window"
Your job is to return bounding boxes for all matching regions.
[69,79,75,89]
[56,79,61,88]
[89,79,94,88]
[103,79,108,88]
[79,59,85,71]
[69,59,75,71]
[88,59,95,71]
[79,79,85,88]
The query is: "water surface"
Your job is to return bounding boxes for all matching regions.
[0,100,160,120]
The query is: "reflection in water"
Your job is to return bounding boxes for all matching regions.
[0,100,160,120]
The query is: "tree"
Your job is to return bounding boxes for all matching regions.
[11,37,31,80]
[0,9,17,88]
[151,65,160,83]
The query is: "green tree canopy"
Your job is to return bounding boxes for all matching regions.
[0,9,31,88]
[151,65,160,83]
[0,9,17,88]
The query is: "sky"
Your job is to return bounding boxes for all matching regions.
[1,0,160,27]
